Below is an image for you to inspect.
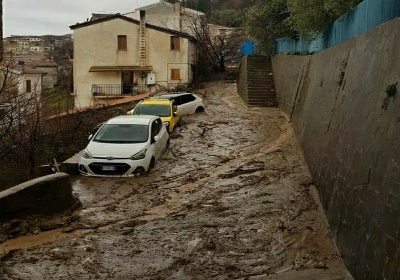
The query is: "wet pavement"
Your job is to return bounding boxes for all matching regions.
[0,81,353,279]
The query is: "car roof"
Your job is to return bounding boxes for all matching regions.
[105,115,157,125]
[154,92,192,98]
[138,98,173,105]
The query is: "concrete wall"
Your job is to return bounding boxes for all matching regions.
[272,18,400,280]
[237,56,248,103]
[0,173,77,220]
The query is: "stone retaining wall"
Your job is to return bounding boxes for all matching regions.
[272,18,400,280]
[0,173,76,220]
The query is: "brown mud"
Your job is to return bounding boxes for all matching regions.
[0,81,353,279]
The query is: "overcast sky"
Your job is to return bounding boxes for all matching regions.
[4,0,159,37]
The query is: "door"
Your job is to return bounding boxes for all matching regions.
[151,118,164,159]
[122,71,134,94]
[178,94,196,114]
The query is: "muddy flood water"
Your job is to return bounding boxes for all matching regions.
[0,81,353,279]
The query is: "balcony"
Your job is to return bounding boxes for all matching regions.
[91,84,149,97]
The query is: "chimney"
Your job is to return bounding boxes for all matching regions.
[174,0,182,31]
[139,10,147,68]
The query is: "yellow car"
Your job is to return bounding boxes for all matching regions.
[126,98,181,133]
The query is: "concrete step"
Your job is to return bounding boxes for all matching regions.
[248,101,277,106]
[248,82,275,86]
[248,97,277,102]
[248,88,276,92]
[247,93,275,99]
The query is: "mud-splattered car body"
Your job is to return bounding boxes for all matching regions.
[126,98,181,133]
[78,115,169,176]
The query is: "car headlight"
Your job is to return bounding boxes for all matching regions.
[81,149,93,159]
[130,148,147,160]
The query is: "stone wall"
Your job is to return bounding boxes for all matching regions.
[0,173,77,220]
[272,18,400,279]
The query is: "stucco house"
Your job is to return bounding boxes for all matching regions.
[125,0,205,35]
[126,0,247,70]
[0,64,46,126]
[0,64,46,100]
[69,11,197,109]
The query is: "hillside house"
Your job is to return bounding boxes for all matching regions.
[125,0,205,35]
[126,0,247,70]
[0,64,46,127]
[0,64,46,99]
[69,12,197,109]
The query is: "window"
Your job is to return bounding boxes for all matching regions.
[170,36,180,51]
[151,118,162,136]
[171,69,180,80]
[26,80,31,92]
[118,35,127,51]
[172,96,182,105]
[181,94,195,104]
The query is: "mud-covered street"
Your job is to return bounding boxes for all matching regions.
[1,81,353,279]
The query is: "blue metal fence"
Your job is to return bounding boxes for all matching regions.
[275,0,400,54]
[241,41,255,56]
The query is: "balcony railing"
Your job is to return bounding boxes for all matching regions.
[91,84,149,96]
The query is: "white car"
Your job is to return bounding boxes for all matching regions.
[78,115,169,176]
[152,92,205,115]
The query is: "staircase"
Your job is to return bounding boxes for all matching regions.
[237,55,277,107]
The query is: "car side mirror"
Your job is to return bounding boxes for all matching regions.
[173,111,177,117]
[88,134,93,140]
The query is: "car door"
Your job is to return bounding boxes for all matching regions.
[178,94,197,115]
[151,118,165,159]
[150,119,161,159]
[166,101,177,132]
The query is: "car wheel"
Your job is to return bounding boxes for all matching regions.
[195,107,204,113]
[147,157,155,175]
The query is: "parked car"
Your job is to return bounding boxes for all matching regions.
[78,115,169,177]
[126,98,181,133]
[152,92,205,115]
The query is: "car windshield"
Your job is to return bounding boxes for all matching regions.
[133,104,171,117]
[93,124,149,143]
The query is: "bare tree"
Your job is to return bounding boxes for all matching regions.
[0,61,45,178]
[187,14,247,74]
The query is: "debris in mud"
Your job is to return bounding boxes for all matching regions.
[314,261,329,269]
[218,165,264,179]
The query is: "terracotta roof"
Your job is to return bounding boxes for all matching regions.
[132,0,205,16]
[90,13,114,21]
[70,14,195,40]
[23,67,47,75]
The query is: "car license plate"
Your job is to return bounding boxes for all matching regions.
[102,166,116,171]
